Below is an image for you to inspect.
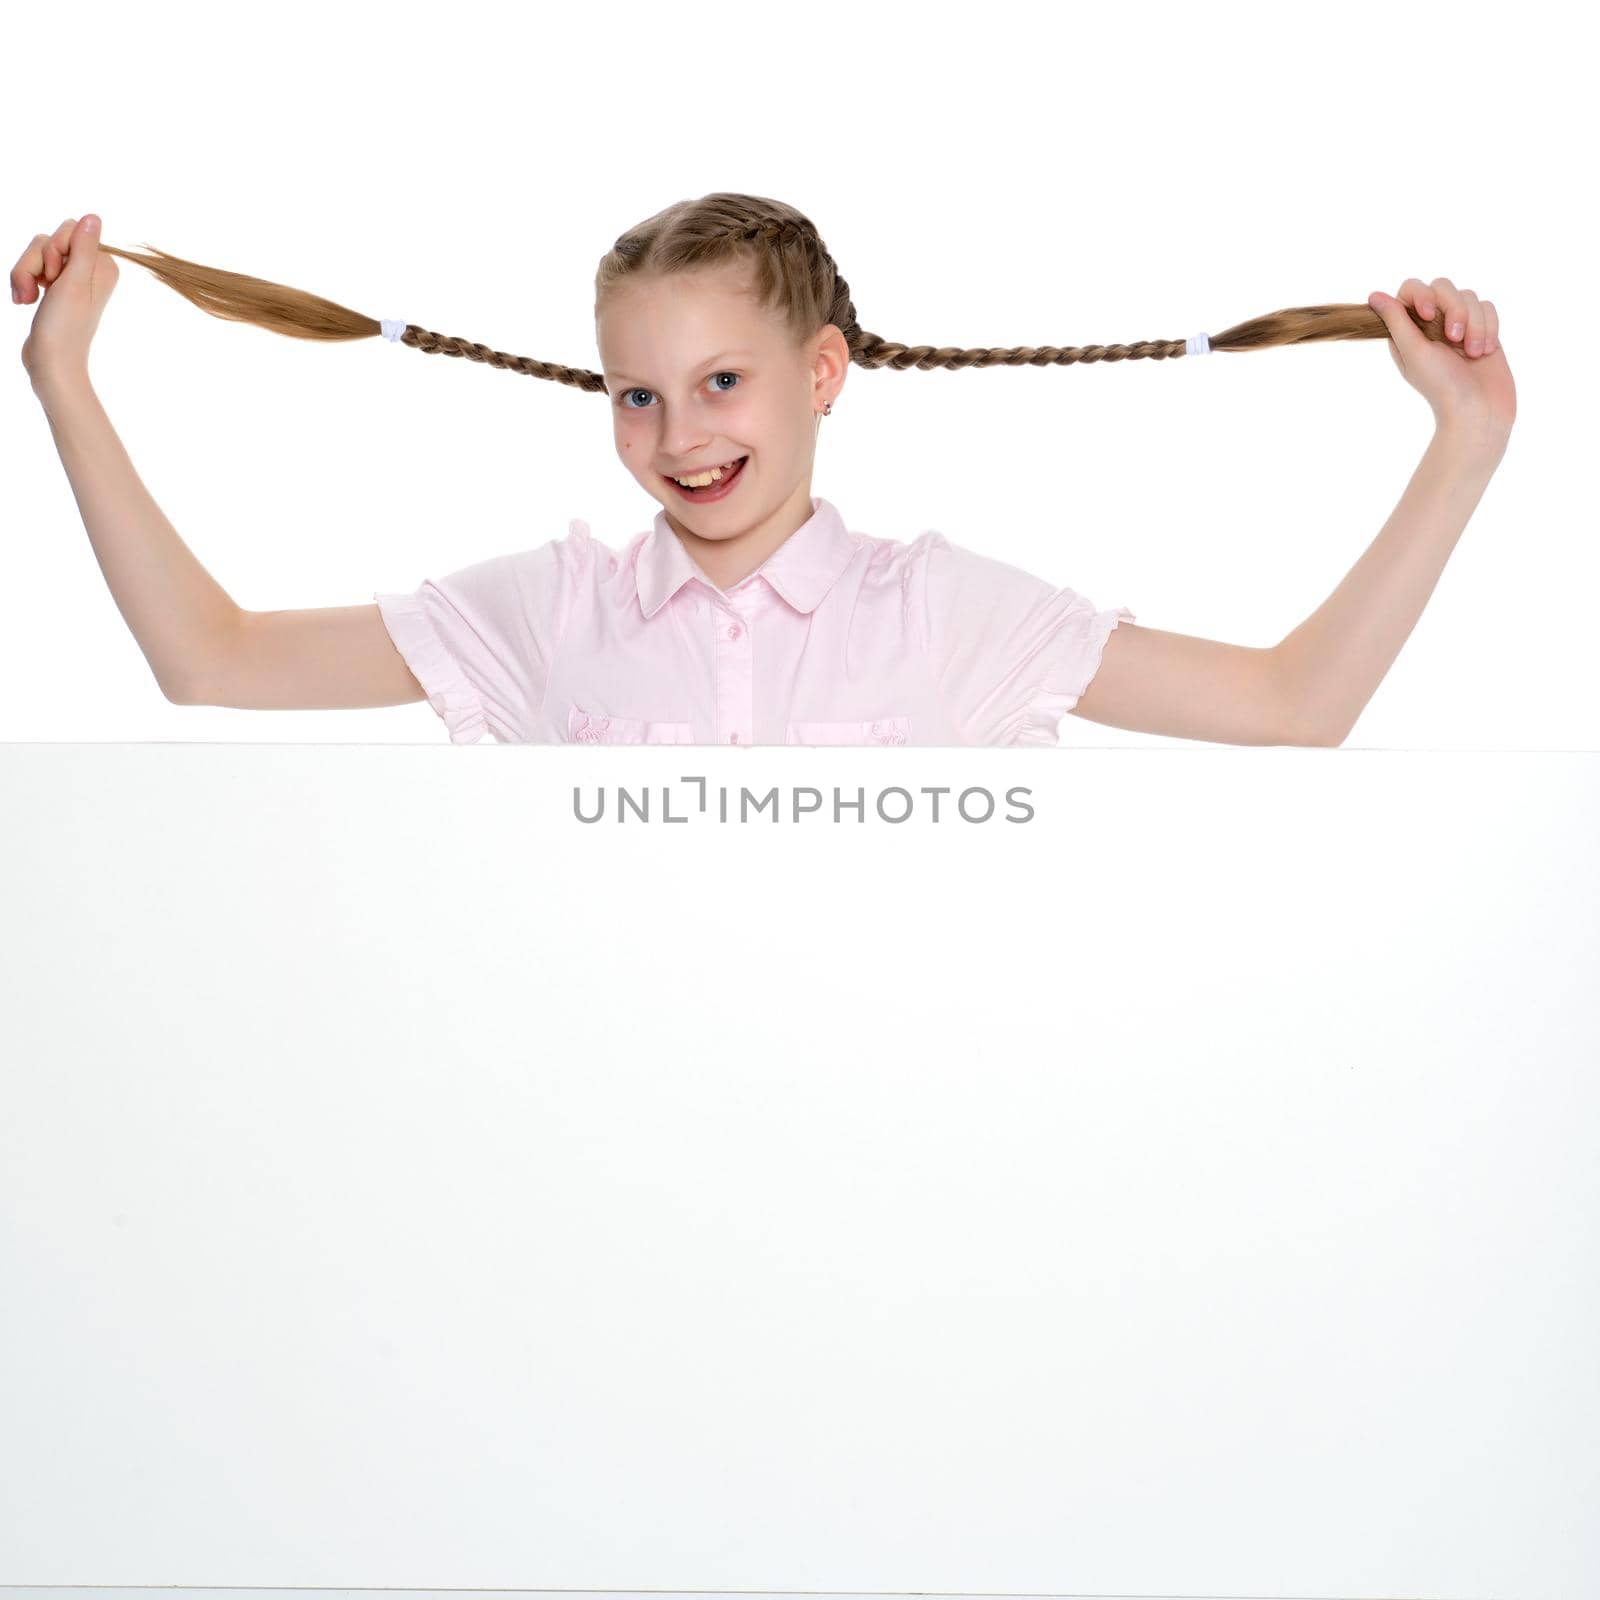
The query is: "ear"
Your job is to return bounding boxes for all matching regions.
[815,322,850,388]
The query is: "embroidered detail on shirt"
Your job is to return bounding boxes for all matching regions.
[785,716,913,747]
[569,704,696,745]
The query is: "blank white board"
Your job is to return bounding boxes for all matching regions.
[2,745,1596,1598]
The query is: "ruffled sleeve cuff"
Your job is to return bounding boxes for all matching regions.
[372,590,489,744]
[1014,604,1136,747]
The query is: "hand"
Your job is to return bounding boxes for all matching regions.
[1368,276,1515,444]
[13,214,119,391]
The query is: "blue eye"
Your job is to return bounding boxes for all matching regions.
[617,371,741,410]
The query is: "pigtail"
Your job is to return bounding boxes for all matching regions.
[97,223,1448,397]
[845,301,1449,370]
[96,241,607,393]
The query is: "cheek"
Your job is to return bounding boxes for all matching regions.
[729,402,766,442]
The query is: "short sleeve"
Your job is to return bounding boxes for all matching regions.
[919,532,1135,746]
[373,531,589,743]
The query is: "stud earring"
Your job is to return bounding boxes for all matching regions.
[819,400,832,416]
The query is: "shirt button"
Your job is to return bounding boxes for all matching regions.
[728,623,741,640]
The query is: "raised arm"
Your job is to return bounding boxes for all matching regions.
[27,369,427,710]
[17,214,243,701]
[29,370,248,702]
[1076,274,1514,749]
[1073,416,1508,747]
[1270,423,1506,745]
[1078,276,1515,748]
[18,216,425,712]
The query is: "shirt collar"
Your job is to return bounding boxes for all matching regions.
[635,495,859,619]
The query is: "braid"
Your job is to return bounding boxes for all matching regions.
[850,331,1188,369]
[100,203,1449,396]
[735,215,807,249]
[397,323,607,393]
[846,301,1418,370]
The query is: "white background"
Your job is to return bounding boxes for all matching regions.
[4,0,1591,750]
[4,2,1598,1598]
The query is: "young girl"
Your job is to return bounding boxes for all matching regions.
[15,196,1515,747]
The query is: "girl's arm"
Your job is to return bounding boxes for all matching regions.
[1270,421,1506,746]
[1076,266,1516,749]
[33,372,426,712]
[1073,420,1507,747]
[1068,625,1315,746]
[33,372,248,703]
[17,216,243,702]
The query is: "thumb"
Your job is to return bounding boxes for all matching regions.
[1368,289,1429,355]
[67,214,102,277]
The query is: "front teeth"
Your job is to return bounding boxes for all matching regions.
[672,458,739,487]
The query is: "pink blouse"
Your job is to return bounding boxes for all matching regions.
[372,495,1134,747]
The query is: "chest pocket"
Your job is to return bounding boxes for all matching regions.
[568,705,695,744]
[785,716,912,746]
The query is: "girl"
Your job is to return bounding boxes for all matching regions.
[15,195,1515,747]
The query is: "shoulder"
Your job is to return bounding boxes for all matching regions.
[438,516,640,597]
[931,530,1054,589]
[508,517,616,581]
[840,520,1056,622]
[839,524,1051,656]
[858,525,1051,586]
[850,524,953,594]
[853,524,945,566]
[885,528,1059,623]
[420,518,627,647]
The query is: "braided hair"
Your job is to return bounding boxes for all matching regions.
[95,190,1449,390]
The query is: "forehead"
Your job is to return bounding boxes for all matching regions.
[596,269,780,373]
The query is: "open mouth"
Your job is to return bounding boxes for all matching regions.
[662,455,748,502]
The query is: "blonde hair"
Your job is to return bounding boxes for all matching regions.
[97,190,1445,391]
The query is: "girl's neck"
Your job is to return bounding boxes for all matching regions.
[668,485,815,593]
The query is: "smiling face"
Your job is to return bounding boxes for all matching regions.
[596,261,849,565]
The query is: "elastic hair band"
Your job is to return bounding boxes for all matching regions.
[1186,332,1211,356]
[380,318,408,342]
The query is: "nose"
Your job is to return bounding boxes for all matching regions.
[642,395,719,455]
[663,421,713,458]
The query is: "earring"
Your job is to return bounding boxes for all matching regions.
[820,400,832,416]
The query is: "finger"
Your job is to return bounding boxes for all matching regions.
[12,233,51,303]
[1461,290,1485,356]
[1483,300,1499,355]
[40,217,78,287]
[1431,276,1468,342]
[1395,277,1441,331]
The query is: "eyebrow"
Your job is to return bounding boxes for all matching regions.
[606,350,755,386]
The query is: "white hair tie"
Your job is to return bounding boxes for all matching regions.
[1185,331,1211,356]
[380,318,408,342]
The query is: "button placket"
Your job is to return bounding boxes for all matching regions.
[715,603,755,746]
